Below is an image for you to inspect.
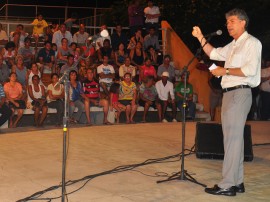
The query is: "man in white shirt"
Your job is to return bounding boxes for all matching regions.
[193,8,262,196]
[97,55,115,97]
[144,0,160,33]
[52,23,73,48]
[73,24,89,47]
[155,71,177,122]
[10,24,28,49]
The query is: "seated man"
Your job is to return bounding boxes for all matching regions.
[82,68,111,125]
[18,37,36,69]
[157,54,175,83]
[52,23,73,48]
[175,74,196,120]
[143,27,160,51]
[10,24,28,49]
[37,41,55,74]
[119,57,136,80]
[73,24,89,47]
[97,39,115,64]
[0,83,12,127]
[139,76,161,122]
[97,55,115,98]
[155,71,177,122]
[60,54,78,75]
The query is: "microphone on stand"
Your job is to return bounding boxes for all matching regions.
[204,30,222,38]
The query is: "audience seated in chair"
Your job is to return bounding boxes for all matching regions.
[97,55,115,99]
[111,24,128,51]
[52,23,73,48]
[73,24,89,47]
[31,13,48,48]
[4,72,26,128]
[18,37,36,69]
[37,41,55,75]
[157,54,175,83]
[28,75,47,127]
[175,74,196,121]
[82,68,111,125]
[155,71,177,122]
[46,73,65,126]
[119,72,137,123]
[139,76,161,122]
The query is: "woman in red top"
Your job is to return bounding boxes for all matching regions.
[139,57,157,83]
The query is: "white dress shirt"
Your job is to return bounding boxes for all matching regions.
[155,80,175,101]
[210,31,262,88]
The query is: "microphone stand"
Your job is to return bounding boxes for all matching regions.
[157,36,212,187]
[61,74,70,202]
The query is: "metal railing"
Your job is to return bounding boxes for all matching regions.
[0,3,111,27]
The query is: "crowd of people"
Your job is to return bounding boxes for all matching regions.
[0,0,199,128]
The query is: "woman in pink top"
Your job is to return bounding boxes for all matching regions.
[4,72,25,127]
[139,57,157,83]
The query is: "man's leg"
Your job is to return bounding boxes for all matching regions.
[219,89,252,189]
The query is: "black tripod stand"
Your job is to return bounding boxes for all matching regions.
[157,37,212,187]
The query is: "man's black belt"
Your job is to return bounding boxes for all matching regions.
[222,85,251,93]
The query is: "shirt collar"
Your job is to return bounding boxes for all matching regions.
[233,31,249,45]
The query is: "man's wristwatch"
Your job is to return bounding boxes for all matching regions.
[225,68,230,75]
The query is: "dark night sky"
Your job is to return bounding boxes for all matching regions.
[2,0,116,7]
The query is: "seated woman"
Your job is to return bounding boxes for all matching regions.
[146,45,159,68]
[2,41,16,69]
[68,70,88,124]
[114,42,128,67]
[47,73,64,126]
[119,72,137,123]
[4,72,26,128]
[139,76,161,122]
[128,28,144,50]
[139,57,157,83]
[28,75,48,127]
[57,38,72,70]
[129,41,146,82]
[26,63,43,86]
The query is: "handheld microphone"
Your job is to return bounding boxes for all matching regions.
[204,30,222,38]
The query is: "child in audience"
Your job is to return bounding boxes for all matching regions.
[109,83,126,123]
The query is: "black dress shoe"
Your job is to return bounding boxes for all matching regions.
[205,184,236,196]
[233,183,245,193]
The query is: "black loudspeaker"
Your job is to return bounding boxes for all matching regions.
[195,122,253,162]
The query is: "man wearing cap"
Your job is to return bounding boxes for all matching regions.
[155,71,177,122]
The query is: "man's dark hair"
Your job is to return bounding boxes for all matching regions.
[226,8,249,29]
